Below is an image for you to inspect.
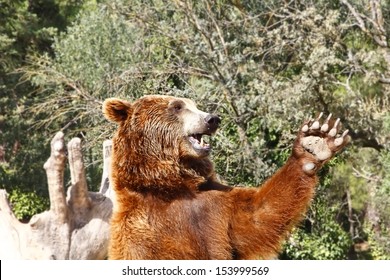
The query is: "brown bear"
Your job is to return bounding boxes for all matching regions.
[103,95,349,260]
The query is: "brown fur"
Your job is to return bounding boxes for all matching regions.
[103,95,349,260]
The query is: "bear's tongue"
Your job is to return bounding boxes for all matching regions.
[189,134,210,150]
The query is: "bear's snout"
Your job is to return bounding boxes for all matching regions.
[205,114,221,132]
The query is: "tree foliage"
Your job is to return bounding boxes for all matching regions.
[1,0,389,259]
[0,0,95,220]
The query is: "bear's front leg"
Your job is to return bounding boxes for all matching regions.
[229,113,350,259]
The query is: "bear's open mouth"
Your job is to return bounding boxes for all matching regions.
[188,134,211,151]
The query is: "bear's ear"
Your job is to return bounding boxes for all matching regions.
[102,98,133,123]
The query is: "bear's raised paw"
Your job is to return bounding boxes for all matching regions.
[295,112,350,173]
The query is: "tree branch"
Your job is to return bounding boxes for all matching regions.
[67,138,91,211]
[1,133,113,259]
[99,140,112,195]
[43,131,68,223]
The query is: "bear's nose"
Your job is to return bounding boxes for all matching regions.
[205,114,221,130]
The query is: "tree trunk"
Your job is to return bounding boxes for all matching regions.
[0,132,113,259]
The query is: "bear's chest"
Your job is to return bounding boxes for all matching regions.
[128,194,233,259]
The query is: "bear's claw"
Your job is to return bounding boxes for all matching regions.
[334,129,349,147]
[309,112,323,130]
[299,112,349,163]
[320,113,332,132]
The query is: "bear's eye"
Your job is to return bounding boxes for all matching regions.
[174,104,182,111]
[169,100,185,114]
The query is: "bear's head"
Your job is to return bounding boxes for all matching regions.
[103,95,220,159]
[103,95,220,195]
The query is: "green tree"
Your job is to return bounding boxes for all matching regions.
[0,0,95,220]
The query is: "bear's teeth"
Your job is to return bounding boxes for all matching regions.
[201,135,211,148]
[188,134,211,150]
